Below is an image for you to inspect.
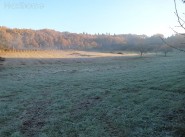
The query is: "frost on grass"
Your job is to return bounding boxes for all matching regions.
[0,53,185,137]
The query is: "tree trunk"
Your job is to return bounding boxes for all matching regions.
[140,52,143,57]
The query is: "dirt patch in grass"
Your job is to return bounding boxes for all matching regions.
[70,96,102,118]
[80,96,101,109]
[19,88,53,136]
[20,100,51,137]
[165,108,185,137]
[78,96,101,109]
[156,106,185,137]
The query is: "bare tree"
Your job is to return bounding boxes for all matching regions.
[136,44,149,57]
[174,0,185,29]
[159,0,185,52]
[159,37,185,52]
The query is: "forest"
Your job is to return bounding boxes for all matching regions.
[0,26,185,55]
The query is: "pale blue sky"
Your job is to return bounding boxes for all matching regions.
[0,0,184,36]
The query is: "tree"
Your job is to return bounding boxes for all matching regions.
[159,0,185,52]
[132,36,150,56]
[137,45,148,56]
[174,0,185,33]
[160,45,173,57]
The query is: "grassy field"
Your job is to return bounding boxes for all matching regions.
[0,51,185,137]
[0,50,133,59]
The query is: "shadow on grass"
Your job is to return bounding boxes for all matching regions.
[0,57,5,62]
[0,56,143,67]
[0,57,5,70]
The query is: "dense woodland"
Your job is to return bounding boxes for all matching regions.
[0,26,185,55]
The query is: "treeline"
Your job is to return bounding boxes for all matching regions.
[0,26,185,55]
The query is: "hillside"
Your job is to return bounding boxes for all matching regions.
[1,26,185,54]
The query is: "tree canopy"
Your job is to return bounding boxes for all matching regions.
[0,27,184,56]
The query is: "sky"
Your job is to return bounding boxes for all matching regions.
[0,0,184,37]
